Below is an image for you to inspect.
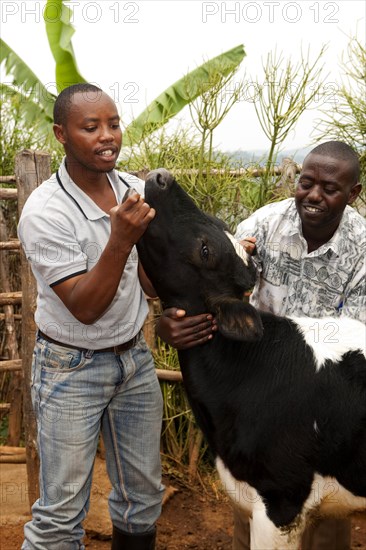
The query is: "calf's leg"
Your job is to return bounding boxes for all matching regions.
[301,517,351,550]
[232,505,250,550]
[250,510,303,550]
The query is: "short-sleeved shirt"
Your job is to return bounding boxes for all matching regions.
[18,158,148,349]
[235,198,366,323]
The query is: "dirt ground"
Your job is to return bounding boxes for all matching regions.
[1,458,365,549]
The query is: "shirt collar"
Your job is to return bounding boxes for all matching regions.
[57,158,120,221]
[279,200,302,237]
[315,211,348,258]
[279,199,344,257]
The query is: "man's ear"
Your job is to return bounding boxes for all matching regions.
[215,299,263,342]
[348,182,362,205]
[53,124,66,145]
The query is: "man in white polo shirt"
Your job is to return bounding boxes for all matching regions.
[18,83,164,550]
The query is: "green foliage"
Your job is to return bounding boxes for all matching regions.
[2,9,245,157]
[189,66,245,180]
[153,340,210,477]
[253,46,326,204]
[0,416,9,446]
[44,0,87,92]
[0,39,54,115]
[0,92,63,175]
[122,124,255,231]
[122,87,283,231]
[43,2,245,149]
[0,39,56,145]
[120,125,203,173]
[313,34,366,210]
[178,165,253,232]
[314,36,365,162]
[124,45,246,147]
[0,96,34,176]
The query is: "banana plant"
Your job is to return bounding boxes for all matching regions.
[1,0,245,146]
[44,0,245,145]
[44,0,86,91]
[0,39,56,143]
[123,44,245,146]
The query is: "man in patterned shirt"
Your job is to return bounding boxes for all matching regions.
[235,141,365,323]
[157,141,365,549]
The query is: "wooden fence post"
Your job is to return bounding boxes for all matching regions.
[277,158,298,193]
[0,208,22,445]
[15,150,51,509]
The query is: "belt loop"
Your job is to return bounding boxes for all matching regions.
[85,349,94,359]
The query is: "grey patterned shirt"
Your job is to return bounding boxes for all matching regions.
[235,198,366,323]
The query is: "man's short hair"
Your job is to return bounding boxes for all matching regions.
[309,141,360,184]
[53,83,103,125]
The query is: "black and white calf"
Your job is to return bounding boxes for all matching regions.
[136,169,366,550]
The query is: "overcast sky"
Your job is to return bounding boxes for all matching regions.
[1,0,365,155]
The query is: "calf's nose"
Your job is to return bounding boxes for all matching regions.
[146,168,173,189]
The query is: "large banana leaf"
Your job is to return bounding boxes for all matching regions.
[124,44,246,146]
[1,83,55,143]
[3,0,245,147]
[0,39,55,143]
[44,0,86,92]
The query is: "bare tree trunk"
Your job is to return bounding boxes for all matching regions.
[188,428,204,484]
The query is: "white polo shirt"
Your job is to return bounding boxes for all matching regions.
[18,159,148,349]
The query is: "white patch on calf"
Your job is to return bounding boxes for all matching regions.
[291,316,366,371]
[303,473,366,519]
[226,232,250,266]
[216,457,366,550]
[216,458,304,549]
[216,456,263,517]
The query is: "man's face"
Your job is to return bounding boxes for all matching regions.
[295,153,360,233]
[54,90,122,174]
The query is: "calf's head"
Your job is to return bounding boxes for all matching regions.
[136,168,263,341]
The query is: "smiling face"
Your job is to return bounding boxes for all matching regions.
[53,90,122,177]
[295,153,361,246]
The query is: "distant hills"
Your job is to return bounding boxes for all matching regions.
[226,146,313,166]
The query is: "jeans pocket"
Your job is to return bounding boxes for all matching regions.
[41,342,86,372]
[133,333,149,354]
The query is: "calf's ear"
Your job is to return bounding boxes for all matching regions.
[216,300,263,341]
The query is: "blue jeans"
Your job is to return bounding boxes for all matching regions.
[22,332,164,550]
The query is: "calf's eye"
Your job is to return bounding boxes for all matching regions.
[200,243,210,261]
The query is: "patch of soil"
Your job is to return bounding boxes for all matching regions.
[0,459,365,549]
